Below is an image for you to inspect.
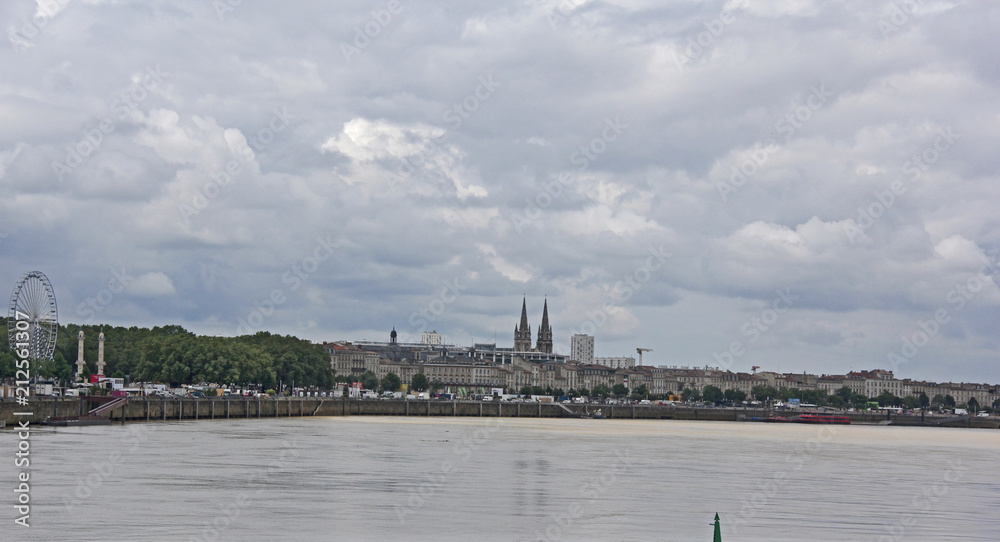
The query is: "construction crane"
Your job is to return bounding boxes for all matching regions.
[636,348,652,366]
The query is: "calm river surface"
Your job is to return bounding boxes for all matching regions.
[3,417,998,541]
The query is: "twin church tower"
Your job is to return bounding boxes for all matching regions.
[514,297,553,353]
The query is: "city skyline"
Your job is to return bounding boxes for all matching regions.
[2,1,1000,386]
[4,3,1000,540]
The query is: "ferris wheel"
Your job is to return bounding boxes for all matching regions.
[8,271,59,361]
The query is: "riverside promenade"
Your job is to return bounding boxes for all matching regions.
[3,397,999,429]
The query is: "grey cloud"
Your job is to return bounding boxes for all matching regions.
[1,0,998,383]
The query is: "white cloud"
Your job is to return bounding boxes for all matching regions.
[322,118,443,162]
[322,118,488,199]
[0,0,998,383]
[557,205,664,236]
[126,272,176,297]
[476,243,532,283]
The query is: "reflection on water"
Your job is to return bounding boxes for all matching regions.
[3,417,999,541]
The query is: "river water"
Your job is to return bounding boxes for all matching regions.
[2,417,998,541]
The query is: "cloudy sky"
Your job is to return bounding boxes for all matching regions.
[2,0,999,383]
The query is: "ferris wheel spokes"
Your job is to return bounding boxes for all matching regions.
[8,271,59,361]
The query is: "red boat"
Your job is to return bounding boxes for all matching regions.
[795,413,851,424]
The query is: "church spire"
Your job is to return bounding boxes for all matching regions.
[514,296,532,352]
[536,297,553,354]
[540,298,549,330]
[520,297,529,330]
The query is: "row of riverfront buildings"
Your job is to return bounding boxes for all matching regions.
[323,298,999,406]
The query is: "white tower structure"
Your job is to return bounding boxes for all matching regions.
[76,330,86,380]
[571,334,595,364]
[97,332,106,376]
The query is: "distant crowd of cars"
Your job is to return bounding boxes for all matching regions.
[347,392,683,405]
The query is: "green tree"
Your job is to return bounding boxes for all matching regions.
[567,388,578,397]
[591,384,610,398]
[902,396,921,409]
[430,380,444,393]
[632,384,649,400]
[519,385,533,396]
[826,395,846,408]
[702,385,724,405]
[681,387,701,402]
[724,388,747,405]
[850,393,869,409]
[35,351,73,382]
[780,388,801,402]
[801,389,827,406]
[967,397,979,411]
[235,331,332,389]
[751,385,779,401]
[410,373,429,391]
[612,383,629,398]
[381,372,401,392]
[931,394,945,408]
[552,388,565,397]
[876,391,901,407]
[836,386,853,403]
[531,385,546,395]
[919,392,930,409]
[0,350,15,379]
[578,387,589,398]
[944,395,956,408]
